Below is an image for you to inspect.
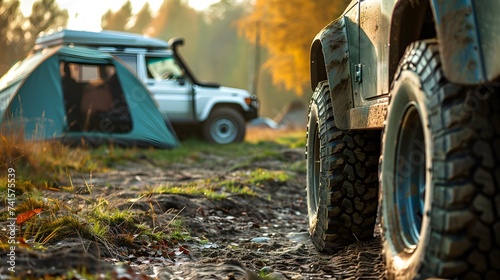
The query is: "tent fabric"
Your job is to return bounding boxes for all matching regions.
[0,49,51,92]
[0,80,22,123]
[0,46,180,149]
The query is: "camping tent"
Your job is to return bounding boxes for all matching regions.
[0,46,179,148]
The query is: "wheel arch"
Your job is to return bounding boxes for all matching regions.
[203,102,245,121]
[310,17,354,130]
[388,0,500,86]
[388,0,433,88]
[199,100,246,122]
[310,40,327,92]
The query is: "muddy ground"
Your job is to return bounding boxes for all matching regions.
[1,140,385,279]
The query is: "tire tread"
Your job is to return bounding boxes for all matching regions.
[382,39,500,279]
[307,82,381,251]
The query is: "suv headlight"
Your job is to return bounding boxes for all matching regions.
[245,94,259,109]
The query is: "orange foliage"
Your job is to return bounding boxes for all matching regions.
[238,0,349,95]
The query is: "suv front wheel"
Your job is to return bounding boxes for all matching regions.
[201,107,245,144]
[380,40,500,279]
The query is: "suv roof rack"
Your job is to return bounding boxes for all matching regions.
[35,29,169,50]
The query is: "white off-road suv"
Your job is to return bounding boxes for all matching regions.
[35,29,259,144]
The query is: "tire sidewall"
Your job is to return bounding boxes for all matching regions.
[381,70,434,278]
[306,82,332,249]
[306,93,320,232]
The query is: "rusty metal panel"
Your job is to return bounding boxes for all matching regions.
[431,0,485,84]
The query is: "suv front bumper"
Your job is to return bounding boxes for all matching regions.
[244,107,259,121]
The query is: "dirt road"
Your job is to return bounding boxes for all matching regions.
[0,133,385,279]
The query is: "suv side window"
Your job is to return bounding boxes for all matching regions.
[146,56,184,80]
[114,54,138,74]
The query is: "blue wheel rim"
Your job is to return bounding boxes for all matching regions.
[395,103,425,250]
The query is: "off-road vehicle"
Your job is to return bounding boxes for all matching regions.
[306,0,500,279]
[36,30,259,144]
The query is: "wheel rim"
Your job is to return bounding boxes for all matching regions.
[211,118,237,144]
[394,103,426,251]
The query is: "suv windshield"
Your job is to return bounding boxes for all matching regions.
[146,56,184,80]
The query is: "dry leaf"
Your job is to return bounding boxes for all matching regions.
[179,245,190,255]
[16,208,43,225]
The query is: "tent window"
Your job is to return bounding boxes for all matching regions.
[60,62,132,133]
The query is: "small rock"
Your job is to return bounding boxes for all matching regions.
[202,243,219,249]
[286,231,309,242]
[251,237,271,243]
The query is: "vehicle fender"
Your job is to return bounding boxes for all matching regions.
[197,96,248,122]
[310,16,353,130]
[431,0,500,84]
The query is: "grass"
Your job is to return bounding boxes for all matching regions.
[0,126,305,278]
[148,177,258,200]
[142,167,294,199]
[89,127,305,168]
[168,219,191,241]
[0,132,101,202]
[10,195,153,246]
[246,168,293,185]
[1,132,99,176]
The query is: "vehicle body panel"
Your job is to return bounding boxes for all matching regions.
[310,0,500,130]
[311,15,354,129]
[148,79,193,121]
[431,0,500,83]
[196,86,253,121]
[359,0,384,99]
[473,0,500,82]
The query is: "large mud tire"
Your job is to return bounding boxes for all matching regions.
[380,40,500,279]
[306,81,380,251]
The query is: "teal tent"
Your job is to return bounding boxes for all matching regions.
[0,46,179,148]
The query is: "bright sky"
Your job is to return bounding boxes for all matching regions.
[20,0,221,31]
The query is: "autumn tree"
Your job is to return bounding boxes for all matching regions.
[0,0,68,76]
[238,0,349,95]
[29,0,68,35]
[101,1,153,34]
[127,3,153,34]
[192,0,251,87]
[146,0,216,86]
[101,0,132,31]
[147,0,204,47]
